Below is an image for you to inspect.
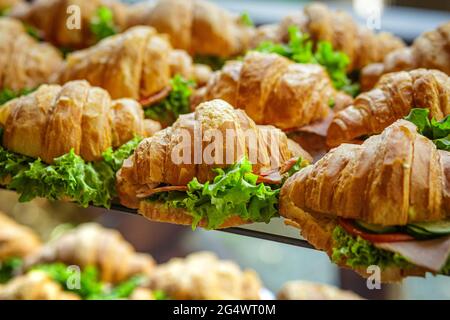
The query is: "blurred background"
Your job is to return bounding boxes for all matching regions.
[1,0,449,300]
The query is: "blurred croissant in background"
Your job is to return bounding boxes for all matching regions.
[24,223,156,283]
[251,3,405,72]
[126,0,255,58]
[0,17,63,92]
[361,22,450,91]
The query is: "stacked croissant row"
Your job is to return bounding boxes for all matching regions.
[0,0,449,284]
[0,211,363,300]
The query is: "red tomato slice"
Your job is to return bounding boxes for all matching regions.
[338,218,415,243]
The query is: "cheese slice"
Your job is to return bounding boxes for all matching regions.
[375,236,450,272]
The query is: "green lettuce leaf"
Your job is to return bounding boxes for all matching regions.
[144,75,195,125]
[254,26,359,96]
[239,12,254,27]
[0,131,141,207]
[33,262,161,300]
[90,6,117,42]
[0,257,23,284]
[404,108,450,151]
[0,88,35,106]
[331,226,412,269]
[32,263,104,299]
[150,157,281,230]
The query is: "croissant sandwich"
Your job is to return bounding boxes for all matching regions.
[192,51,352,130]
[327,69,450,147]
[361,22,450,91]
[0,80,161,207]
[0,17,63,94]
[0,271,80,300]
[126,0,254,58]
[9,0,129,49]
[280,119,450,281]
[251,3,405,72]
[0,211,41,284]
[116,99,312,229]
[277,281,362,300]
[148,252,262,300]
[24,223,155,284]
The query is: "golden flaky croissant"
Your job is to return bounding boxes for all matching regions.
[149,252,262,300]
[277,281,362,300]
[10,0,128,49]
[56,26,211,101]
[280,120,450,281]
[0,17,63,92]
[24,223,155,284]
[361,22,450,91]
[126,0,254,58]
[0,271,80,300]
[327,69,450,147]
[192,51,342,130]
[116,99,311,226]
[252,3,405,72]
[0,211,41,261]
[0,80,161,163]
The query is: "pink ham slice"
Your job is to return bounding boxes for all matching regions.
[375,236,450,272]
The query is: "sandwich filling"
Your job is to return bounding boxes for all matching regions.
[332,109,450,274]
[148,157,307,230]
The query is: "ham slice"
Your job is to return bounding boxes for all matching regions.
[137,185,188,198]
[139,86,171,107]
[375,236,450,272]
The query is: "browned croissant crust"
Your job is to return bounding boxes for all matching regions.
[116,99,312,222]
[277,281,363,300]
[24,223,155,284]
[252,3,405,72]
[148,252,262,300]
[10,0,129,49]
[361,22,450,91]
[56,26,211,101]
[0,211,41,261]
[0,80,161,163]
[285,120,450,225]
[280,120,450,281]
[0,17,63,92]
[125,0,254,58]
[0,271,80,300]
[327,69,450,147]
[192,51,338,130]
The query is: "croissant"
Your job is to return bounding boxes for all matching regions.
[0,80,161,163]
[277,281,362,300]
[192,51,341,130]
[0,211,41,261]
[116,99,311,227]
[24,223,155,284]
[125,0,254,58]
[0,17,63,92]
[10,0,129,49]
[252,3,405,72]
[361,22,450,91]
[56,26,211,102]
[0,271,80,300]
[327,69,450,147]
[149,252,262,300]
[280,120,450,281]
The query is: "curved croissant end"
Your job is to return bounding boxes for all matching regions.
[327,69,450,147]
